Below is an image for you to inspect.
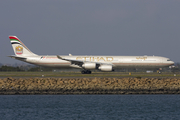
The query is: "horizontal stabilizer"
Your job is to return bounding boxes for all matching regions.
[8,55,27,61]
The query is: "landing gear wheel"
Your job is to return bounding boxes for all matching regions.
[87,71,91,74]
[81,70,91,74]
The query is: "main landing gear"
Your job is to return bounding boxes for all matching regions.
[81,70,92,74]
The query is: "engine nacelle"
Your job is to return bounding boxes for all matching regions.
[82,63,96,69]
[98,65,113,72]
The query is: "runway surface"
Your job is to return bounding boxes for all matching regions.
[0,71,179,78]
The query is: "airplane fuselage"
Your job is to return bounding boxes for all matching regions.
[25,55,174,69]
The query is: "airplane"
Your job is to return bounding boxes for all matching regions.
[8,36,174,74]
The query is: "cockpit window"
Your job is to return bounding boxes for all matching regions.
[167,59,171,61]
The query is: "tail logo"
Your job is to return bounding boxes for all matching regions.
[15,46,23,55]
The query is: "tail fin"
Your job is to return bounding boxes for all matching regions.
[9,36,38,56]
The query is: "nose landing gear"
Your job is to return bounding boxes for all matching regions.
[157,68,162,74]
[81,70,92,74]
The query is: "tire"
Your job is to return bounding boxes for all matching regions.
[81,70,91,74]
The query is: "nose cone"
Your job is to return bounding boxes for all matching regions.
[170,61,175,65]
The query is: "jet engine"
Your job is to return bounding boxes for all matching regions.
[82,63,96,69]
[98,65,113,71]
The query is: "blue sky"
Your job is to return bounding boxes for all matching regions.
[1,0,180,64]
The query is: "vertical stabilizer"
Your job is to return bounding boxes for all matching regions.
[9,36,38,56]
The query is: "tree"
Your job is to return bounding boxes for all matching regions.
[0,65,23,71]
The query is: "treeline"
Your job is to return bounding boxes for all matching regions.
[0,66,23,71]
[0,65,53,72]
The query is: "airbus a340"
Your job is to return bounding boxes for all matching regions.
[8,36,174,74]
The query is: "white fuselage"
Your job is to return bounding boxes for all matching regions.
[24,55,174,69]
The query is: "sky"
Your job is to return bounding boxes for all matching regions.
[1,0,180,64]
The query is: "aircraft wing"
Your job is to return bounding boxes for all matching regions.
[57,55,113,67]
[57,55,85,66]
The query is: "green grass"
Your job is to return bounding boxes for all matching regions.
[0,71,179,77]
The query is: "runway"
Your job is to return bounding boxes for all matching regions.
[0,72,179,78]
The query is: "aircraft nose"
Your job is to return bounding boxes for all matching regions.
[170,61,175,65]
